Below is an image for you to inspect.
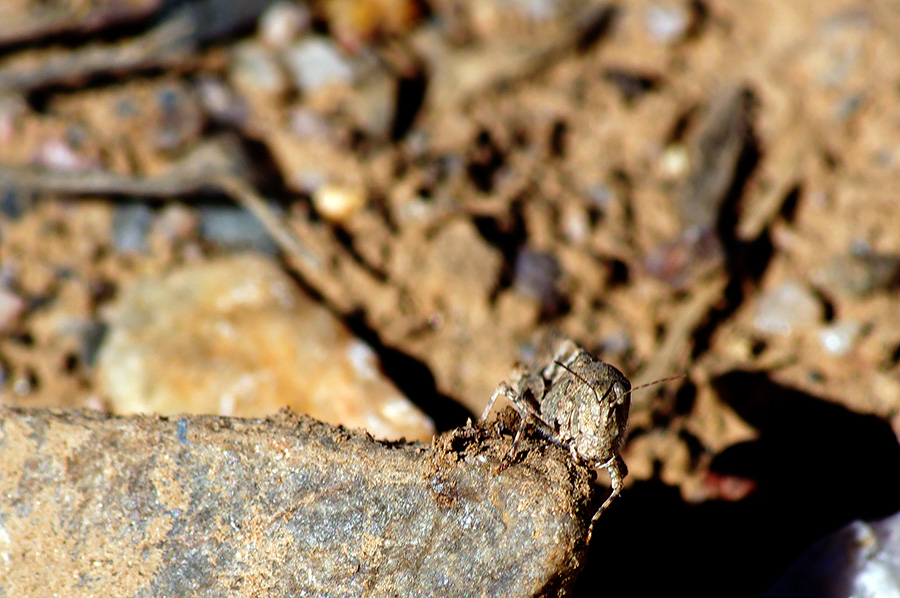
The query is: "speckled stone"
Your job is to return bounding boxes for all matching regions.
[96,254,434,441]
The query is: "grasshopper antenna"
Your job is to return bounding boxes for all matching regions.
[554,359,684,402]
[625,374,686,397]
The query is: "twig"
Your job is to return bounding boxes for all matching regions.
[0,161,323,273]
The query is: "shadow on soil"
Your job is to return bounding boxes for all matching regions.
[575,370,900,598]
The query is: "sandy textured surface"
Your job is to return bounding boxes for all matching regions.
[0,407,594,597]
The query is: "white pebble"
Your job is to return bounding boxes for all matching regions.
[560,205,591,245]
[313,183,367,222]
[818,321,864,356]
[35,139,98,171]
[259,1,311,48]
[753,281,824,336]
[230,42,288,94]
[659,143,690,177]
[645,3,690,44]
[282,37,356,93]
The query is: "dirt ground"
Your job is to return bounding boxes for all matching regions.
[1,0,900,596]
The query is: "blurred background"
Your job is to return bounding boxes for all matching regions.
[1,0,899,595]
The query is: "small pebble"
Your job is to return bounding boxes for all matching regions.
[152,86,204,152]
[194,77,249,128]
[0,188,32,220]
[312,183,368,223]
[814,251,900,297]
[259,1,311,48]
[521,0,558,21]
[112,204,154,254]
[34,139,98,171]
[13,376,33,396]
[753,281,824,336]
[587,184,615,211]
[659,143,690,178]
[230,41,289,95]
[153,204,199,245]
[476,0,558,23]
[282,36,356,93]
[560,204,591,245]
[288,106,335,141]
[818,321,864,356]
[77,319,108,368]
[0,287,25,333]
[513,249,562,310]
[645,3,690,44]
[198,205,279,254]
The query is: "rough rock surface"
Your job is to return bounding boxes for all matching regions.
[0,407,595,597]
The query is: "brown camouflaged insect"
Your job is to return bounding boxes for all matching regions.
[481,334,676,542]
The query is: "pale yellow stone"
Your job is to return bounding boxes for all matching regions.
[312,182,368,222]
[97,254,434,442]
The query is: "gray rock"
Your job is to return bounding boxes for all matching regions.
[112,204,154,254]
[198,204,279,253]
[765,510,900,598]
[0,408,594,597]
[96,254,434,442]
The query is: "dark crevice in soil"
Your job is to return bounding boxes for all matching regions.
[332,227,389,282]
[605,258,630,288]
[665,106,697,144]
[672,381,697,416]
[391,69,428,141]
[778,184,802,223]
[685,1,712,39]
[466,130,506,193]
[473,204,529,303]
[602,69,660,105]
[27,70,177,112]
[236,136,294,198]
[573,4,619,54]
[547,119,568,158]
[0,13,161,55]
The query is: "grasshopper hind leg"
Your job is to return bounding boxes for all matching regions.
[586,454,627,543]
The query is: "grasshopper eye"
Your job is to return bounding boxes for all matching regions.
[613,382,627,404]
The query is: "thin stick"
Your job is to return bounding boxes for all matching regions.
[0,163,324,274]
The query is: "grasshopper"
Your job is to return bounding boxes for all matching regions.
[482,334,672,542]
